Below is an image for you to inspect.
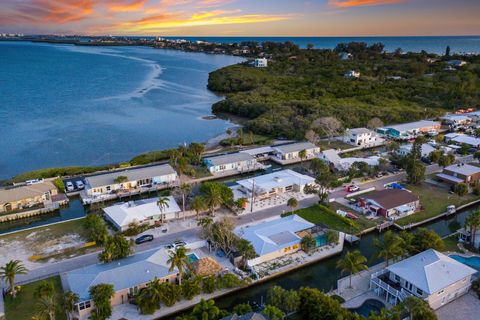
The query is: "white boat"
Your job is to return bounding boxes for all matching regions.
[447,205,456,214]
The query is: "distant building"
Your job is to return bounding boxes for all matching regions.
[377,120,441,140]
[254,58,268,68]
[240,146,275,160]
[103,196,181,231]
[0,181,59,213]
[370,249,476,310]
[319,149,381,171]
[449,134,480,149]
[398,143,436,158]
[343,128,381,147]
[221,312,268,320]
[447,60,467,67]
[436,163,480,185]
[203,152,259,174]
[440,114,472,126]
[339,52,352,60]
[271,142,320,162]
[344,70,360,78]
[357,189,420,218]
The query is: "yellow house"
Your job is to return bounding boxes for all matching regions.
[0,181,58,213]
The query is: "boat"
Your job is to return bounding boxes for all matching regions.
[447,205,456,215]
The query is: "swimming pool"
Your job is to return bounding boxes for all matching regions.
[315,234,327,247]
[187,253,199,263]
[450,255,480,271]
[349,299,385,317]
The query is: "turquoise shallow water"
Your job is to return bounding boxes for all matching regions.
[0,41,242,179]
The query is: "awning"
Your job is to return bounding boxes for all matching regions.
[436,173,464,184]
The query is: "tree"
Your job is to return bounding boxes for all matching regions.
[188,142,205,165]
[191,196,208,220]
[157,196,170,222]
[406,138,426,184]
[311,117,343,142]
[34,280,55,299]
[429,150,442,163]
[89,283,115,320]
[307,43,314,50]
[135,277,163,314]
[98,234,133,263]
[178,183,192,219]
[445,45,451,57]
[300,235,316,253]
[438,153,455,167]
[0,259,27,297]
[160,283,182,307]
[263,305,285,320]
[168,246,190,285]
[326,230,339,245]
[236,238,257,267]
[114,176,128,184]
[63,291,79,320]
[367,117,384,130]
[475,151,480,160]
[336,250,368,288]
[297,287,357,320]
[305,129,320,144]
[202,276,217,294]
[374,231,405,267]
[411,228,445,253]
[192,299,220,320]
[267,286,299,314]
[83,214,108,244]
[464,211,480,248]
[181,277,201,300]
[287,197,298,213]
[200,182,231,216]
[395,296,436,320]
[233,303,252,315]
[209,217,238,257]
[35,294,57,320]
[299,149,307,166]
[454,182,469,196]
[309,159,335,202]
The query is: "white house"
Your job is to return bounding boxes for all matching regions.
[370,249,476,310]
[447,60,467,67]
[203,152,260,174]
[440,114,472,126]
[232,169,315,200]
[103,196,181,231]
[84,164,178,199]
[234,215,315,266]
[398,143,437,158]
[343,128,382,147]
[449,134,480,148]
[319,149,381,171]
[254,58,268,68]
[271,142,320,162]
[339,52,352,60]
[344,70,360,78]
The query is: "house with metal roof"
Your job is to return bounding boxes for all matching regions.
[203,152,259,174]
[62,248,178,319]
[357,189,420,218]
[449,134,480,148]
[319,149,381,171]
[343,128,383,147]
[232,169,315,200]
[103,196,181,231]
[83,164,177,200]
[398,143,437,158]
[440,114,472,126]
[271,142,320,164]
[436,163,480,185]
[377,120,441,140]
[0,181,58,213]
[370,249,476,309]
[234,215,315,266]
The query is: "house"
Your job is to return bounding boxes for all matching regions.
[0,181,58,213]
[343,128,382,147]
[203,152,259,174]
[339,52,352,60]
[440,114,472,126]
[344,70,360,78]
[234,215,315,266]
[436,163,480,185]
[240,146,274,160]
[254,58,268,68]
[377,120,441,140]
[232,169,315,201]
[62,248,178,319]
[103,196,181,231]
[447,60,467,67]
[271,142,320,163]
[370,249,476,310]
[449,134,480,148]
[397,143,437,158]
[357,189,420,218]
[84,164,177,199]
[319,149,380,171]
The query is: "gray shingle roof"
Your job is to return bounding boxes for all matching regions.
[204,152,254,166]
[85,164,176,188]
[273,142,317,154]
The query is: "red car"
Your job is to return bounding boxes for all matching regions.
[346,185,360,192]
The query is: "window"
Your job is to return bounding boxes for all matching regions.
[438,289,444,295]
[78,300,91,310]
[416,288,423,296]
[394,275,400,282]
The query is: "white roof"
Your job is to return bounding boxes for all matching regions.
[399,143,436,157]
[347,128,372,135]
[236,169,314,194]
[240,146,274,156]
[436,173,464,183]
[387,249,476,295]
[451,135,480,147]
[338,156,380,169]
[381,120,439,133]
[272,142,318,154]
[440,114,471,122]
[320,149,342,165]
[444,163,480,176]
[235,215,314,256]
[204,152,253,166]
[444,132,460,139]
[103,196,181,228]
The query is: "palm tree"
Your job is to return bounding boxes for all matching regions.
[35,293,57,320]
[157,196,170,223]
[0,259,27,297]
[63,291,79,320]
[167,246,190,285]
[135,278,163,314]
[299,149,307,169]
[374,231,405,267]
[464,211,480,248]
[192,299,220,320]
[191,196,207,220]
[336,250,368,288]
[202,184,223,216]
[286,197,298,213]
[179,183,192,220]
[236,239,257,267]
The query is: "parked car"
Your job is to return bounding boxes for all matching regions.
[421,157,432,165]
[75,180,85,189]
[135,234,154,245]
[165,240,187,250]
[66,181,74,192]
[346,185,360,193]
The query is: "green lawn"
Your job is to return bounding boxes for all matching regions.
[442,234,461,253]
[285,204,365,234]
[5,276,66,320]
[329,202,377,232]
[317,140,353,150]
[396,184,478,226]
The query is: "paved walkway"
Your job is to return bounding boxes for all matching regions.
[335,262,386,301]
[436,291,480,320]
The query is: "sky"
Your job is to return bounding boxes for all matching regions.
[0,0,479,36]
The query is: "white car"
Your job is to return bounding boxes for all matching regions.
[66,181,74,192]
[76,180,84,189]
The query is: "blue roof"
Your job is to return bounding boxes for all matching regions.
[235,215,315,256]
[64,249,175,301]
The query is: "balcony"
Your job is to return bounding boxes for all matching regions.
[370,270,413,304]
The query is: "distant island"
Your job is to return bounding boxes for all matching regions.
[209,42,480,140]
